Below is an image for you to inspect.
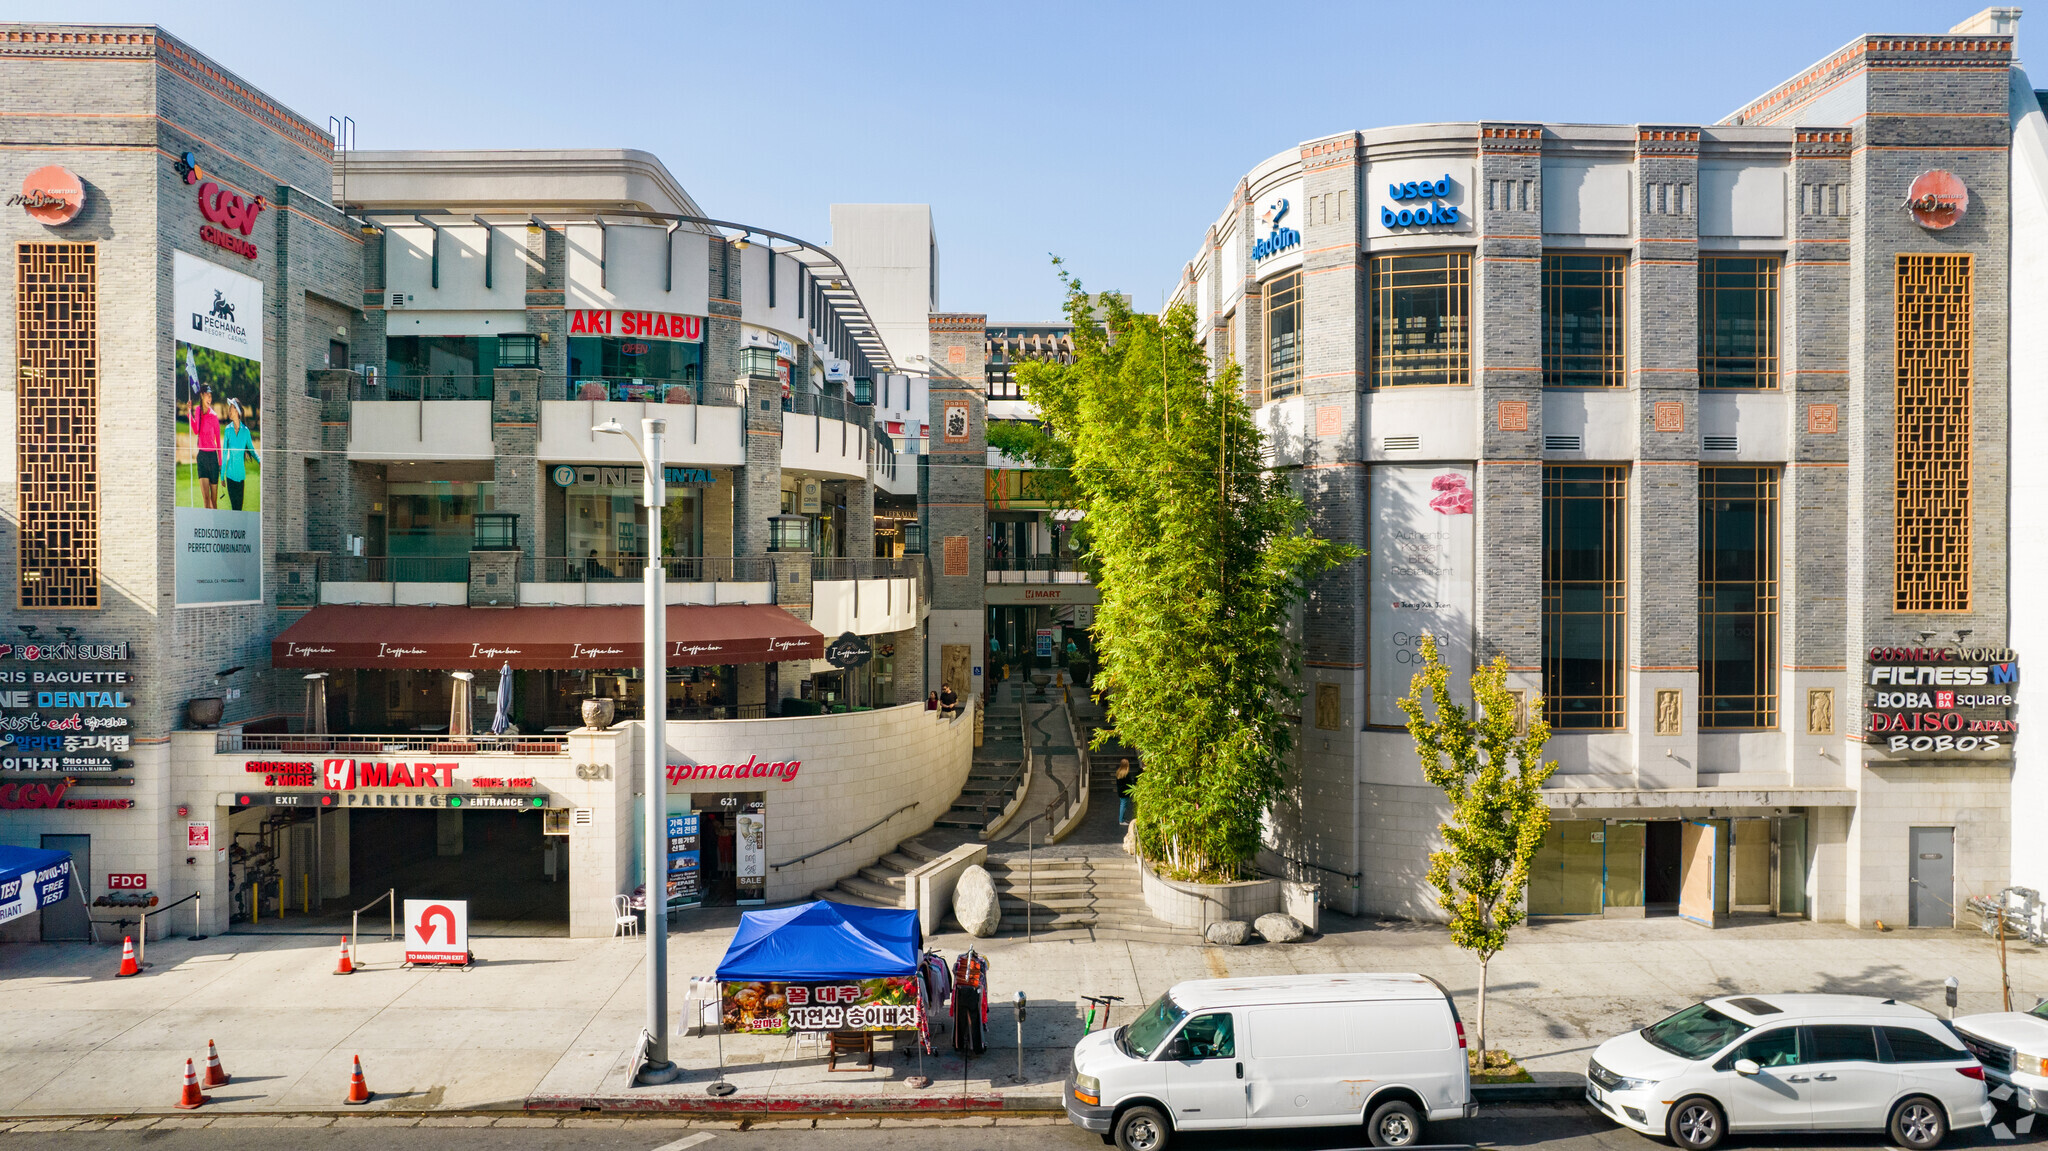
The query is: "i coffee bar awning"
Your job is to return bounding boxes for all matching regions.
[272,604,824,670]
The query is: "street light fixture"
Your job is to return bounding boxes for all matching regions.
[593,415,679,1086]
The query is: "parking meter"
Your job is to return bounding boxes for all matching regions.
[1945,976,1959,1018]
[1013,992,1027,1082]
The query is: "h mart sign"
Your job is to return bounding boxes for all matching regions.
[324,759,457,790]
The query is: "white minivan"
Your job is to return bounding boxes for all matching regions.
[1065,973,1473,1151]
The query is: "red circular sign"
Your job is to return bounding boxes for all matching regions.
[1905,170,1968,230]
[16,165,83,225]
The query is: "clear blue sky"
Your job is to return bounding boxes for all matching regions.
[17,1,2018,318]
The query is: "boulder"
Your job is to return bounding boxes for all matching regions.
[1203,919,1252,946]
[953,865,1001,937]
[1254,912,1307,943]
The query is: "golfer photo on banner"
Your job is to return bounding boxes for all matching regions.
[173,251,263,606]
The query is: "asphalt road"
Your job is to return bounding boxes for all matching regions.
[7,1103,2047,1151]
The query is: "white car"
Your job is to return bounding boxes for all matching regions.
[1954,1001,2048,1113]
[1586,994,1992,1151]
[1065,973,1472,1151]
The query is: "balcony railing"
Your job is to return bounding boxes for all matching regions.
[528,556,777,584]
[984,553,1092,583]
[780,389,859,423]
[218,732,568,755]
[567,378,742,407]
[328,556,471,583]
[811,557,921,582]
[377,375,495,401]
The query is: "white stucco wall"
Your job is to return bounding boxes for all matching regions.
[2009,69,2048,900]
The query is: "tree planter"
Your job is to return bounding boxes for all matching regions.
[580,698,615,730]
[1140,863,1280,930]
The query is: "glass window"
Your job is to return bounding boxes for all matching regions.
[1808,1025,1878,1063]
[1882,1026,1966,1062]
[1719,1027,1802,1070]
[1124,993,1187,1059]
[1642,1003,1751,1060]
[387,481,494,580]
[1699,467,1779,728]
[1699,256,1779,389]
[385,335,496,399]
[567,336,703,401]
[1369,252,1471,388]
[1175,1013,1236,1060]
[565,482,648,573]
[1543,465,1628,729]
[1543,253,1626,387]
[1262,272,1301,401]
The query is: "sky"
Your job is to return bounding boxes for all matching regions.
[13,1,2019,319]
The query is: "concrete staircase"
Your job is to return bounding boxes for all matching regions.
[933,705,1025,831]
[812,835,946,908]
[982,852,1191,942]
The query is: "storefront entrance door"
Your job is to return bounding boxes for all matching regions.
[691,793,765,906]
[1678,820,1719,927]
[1908,826,1954,928]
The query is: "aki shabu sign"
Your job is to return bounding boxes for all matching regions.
[719,977,921,1034]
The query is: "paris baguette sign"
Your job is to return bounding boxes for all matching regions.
[1864,643,2018,760]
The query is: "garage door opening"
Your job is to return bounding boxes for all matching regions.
[348,807,567,936]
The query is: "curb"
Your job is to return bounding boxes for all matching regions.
[1474,1082,1586,1103]
[525,1092,1066,1115]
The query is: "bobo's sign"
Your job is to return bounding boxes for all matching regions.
[1865,644,2018,760]
[719,977,921,1035]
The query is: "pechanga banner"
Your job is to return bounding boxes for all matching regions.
[173,252,264,606]
[719,977,921,1035]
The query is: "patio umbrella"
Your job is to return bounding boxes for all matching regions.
[449,671,475,737]
[491,662,513,735]
[302,673,328,735]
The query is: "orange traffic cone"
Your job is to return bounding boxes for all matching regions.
[174,1058,211,1109]
[343,1054,372,1105]
[334,936,354,976]
[201,1039,230,1088]
[115,936,140,978]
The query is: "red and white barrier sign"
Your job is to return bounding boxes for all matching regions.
[107,873,147,890]
[403,898,469,965]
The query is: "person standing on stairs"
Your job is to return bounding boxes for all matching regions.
[1115,759,1137,826]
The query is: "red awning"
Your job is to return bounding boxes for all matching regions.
[272,604,824,670]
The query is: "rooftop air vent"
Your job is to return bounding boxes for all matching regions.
[1703,435,1739,452]
[1382,435,1421,451]
[1544,434,1582,452]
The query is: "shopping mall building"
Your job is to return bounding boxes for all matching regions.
[0,24,979,941]
[1172,8,2042,927]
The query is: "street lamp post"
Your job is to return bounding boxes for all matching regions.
[595,415,677,1086]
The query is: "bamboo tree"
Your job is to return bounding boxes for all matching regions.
[1397,632,1558,1065]
[1016,270,1355,881]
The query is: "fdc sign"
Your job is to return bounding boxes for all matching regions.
[404,898,470,966]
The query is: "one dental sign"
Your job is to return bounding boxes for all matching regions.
[1381,174,1462,229]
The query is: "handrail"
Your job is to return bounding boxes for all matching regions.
[352,888,396,963]
[769,802,917,871]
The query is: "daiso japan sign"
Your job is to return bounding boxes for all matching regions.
[568,310,702,342]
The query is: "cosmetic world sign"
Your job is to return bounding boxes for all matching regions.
[1864,644,2019,761]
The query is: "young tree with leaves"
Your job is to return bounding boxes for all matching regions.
[1397,632,1558,1065]
[1016,269,1355,881]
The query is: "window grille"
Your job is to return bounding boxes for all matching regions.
[16,242,98,609]
[1699,467,1779,729]
[1368,252,1471,388]
[1542,465,1628,729]
[1542,253,1626,387]
[1698,255,1780,389]
[1894,254,1972,613]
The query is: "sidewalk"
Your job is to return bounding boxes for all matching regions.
[0,909,2040,1118]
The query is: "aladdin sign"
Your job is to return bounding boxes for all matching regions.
[1252,197,1300,261]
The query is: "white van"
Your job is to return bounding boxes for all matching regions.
[1065,973,1474,1151]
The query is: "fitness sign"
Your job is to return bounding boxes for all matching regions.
[1864,644,2019,760]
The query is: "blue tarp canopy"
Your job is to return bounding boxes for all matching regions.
[714,900,921,982]
[0,845,73,926]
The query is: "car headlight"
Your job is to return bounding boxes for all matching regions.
[1074,1073,1100,1104]
[1608,1075,1659,1092]
[2017,1053,2048,1077]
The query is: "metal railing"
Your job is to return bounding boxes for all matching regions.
[377,374,495,401]
[567,378,739,406]
[327,556,470,583]
[217,732,569,755]
[779,389,861,423]
[769,802,918,871]
[810,556,921,582]
[529,556,777,584]
[986,556,1092,584]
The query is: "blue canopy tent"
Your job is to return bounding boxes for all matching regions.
[0,844,75,929]
[714,899,921,981]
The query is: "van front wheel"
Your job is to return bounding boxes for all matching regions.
[1114,1105,1170,1151]
[1368,1100,1423,1148]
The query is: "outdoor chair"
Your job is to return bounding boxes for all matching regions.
[612,894,638,938]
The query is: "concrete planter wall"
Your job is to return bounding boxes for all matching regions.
[1140,863,1281,929]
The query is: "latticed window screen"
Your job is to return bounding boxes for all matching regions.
[1543,465,1628,729]
[1368,252,1471,388]
[1698,255,1780,389]
[1542,253,1626,387]
[16,243,98,609]
[1699,467,1779,728]
[1894,254,1971,613]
